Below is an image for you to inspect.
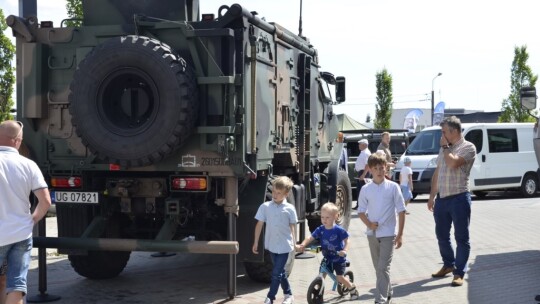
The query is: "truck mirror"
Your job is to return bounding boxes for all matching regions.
[336,77,345,103]
[520,86,537,110]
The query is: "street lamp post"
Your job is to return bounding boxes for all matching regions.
[431,72,442,126]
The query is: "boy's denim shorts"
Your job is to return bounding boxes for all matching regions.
[325,260,347,275]
[400,184,413,201]
[0,237,33,295]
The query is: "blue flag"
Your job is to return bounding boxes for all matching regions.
[403,109,424,132]
[433,101,446,126]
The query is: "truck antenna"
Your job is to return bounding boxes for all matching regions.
[298,0,303,37]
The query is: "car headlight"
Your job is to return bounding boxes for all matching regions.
[427,157,438,168]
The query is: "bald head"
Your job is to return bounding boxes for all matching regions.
[0,120,23,148]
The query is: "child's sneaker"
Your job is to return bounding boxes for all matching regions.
[282,294,294,304]
[349,286,359,299]
[263,297,273,304]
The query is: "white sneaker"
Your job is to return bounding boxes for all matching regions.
[350,287,359,299]
[264,297,273,304]
[282,294,294,304]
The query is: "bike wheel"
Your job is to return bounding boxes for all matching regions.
[307,276,325,304]
[337,270,354,296]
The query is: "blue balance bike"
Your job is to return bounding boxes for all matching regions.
[306,249,355,304]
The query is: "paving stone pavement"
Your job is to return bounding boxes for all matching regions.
[26,193,540,303]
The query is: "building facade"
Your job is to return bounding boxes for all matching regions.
[391,108,501,131]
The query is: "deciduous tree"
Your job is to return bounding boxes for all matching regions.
[66,0,83,27]
[499,45,538,122]
[374,68,393,129]
[0,9,15,121]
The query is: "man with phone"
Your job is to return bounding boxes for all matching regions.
[427,116,476,287]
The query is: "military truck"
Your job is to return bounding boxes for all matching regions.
[7,0,351,297]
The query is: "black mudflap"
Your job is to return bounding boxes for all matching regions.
[55,203,96,254]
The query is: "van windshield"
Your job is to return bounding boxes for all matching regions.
[406,129,442,155]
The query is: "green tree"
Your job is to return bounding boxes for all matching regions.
[65,0,84,27]
[499,45,538,122]
[0,8,15,121]
[374,68,393,129]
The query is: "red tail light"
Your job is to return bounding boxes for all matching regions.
[171,177,207,191]
[51,176,82,188]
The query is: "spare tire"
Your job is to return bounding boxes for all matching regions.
[69,35,197,167]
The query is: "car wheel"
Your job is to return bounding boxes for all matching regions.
[521,173,538,198]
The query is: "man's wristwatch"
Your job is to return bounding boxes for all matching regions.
[442,145,450,150]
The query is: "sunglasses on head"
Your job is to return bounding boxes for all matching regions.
[13,121,23,140]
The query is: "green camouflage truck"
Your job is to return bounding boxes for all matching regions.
[7,0,351,297]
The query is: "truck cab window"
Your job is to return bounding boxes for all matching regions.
[318,78,333,103]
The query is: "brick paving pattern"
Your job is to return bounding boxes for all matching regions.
[27,193,540,303]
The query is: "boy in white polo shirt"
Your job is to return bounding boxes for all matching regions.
[252,176,298,304]
[358,153,406,304]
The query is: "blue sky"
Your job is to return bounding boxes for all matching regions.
[3,0,540,124]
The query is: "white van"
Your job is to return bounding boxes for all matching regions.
[393,123,539,198]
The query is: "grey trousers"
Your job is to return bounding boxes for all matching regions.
[367,235,395,303]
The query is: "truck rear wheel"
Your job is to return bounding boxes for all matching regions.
[69,251,131,279]
[69,35,197,167]
[68,214,131,279]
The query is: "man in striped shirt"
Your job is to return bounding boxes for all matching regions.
[427,116,476,287]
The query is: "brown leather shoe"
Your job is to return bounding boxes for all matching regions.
[431,266,455,277]
[451,275,464,286]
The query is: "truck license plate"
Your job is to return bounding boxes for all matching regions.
[52,191,99,204]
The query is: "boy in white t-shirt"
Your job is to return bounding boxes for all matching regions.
[358,153,406,304]
[399,157,413,213]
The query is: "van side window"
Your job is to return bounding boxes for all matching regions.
[487,129,518,153]
[465,129,483,154]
